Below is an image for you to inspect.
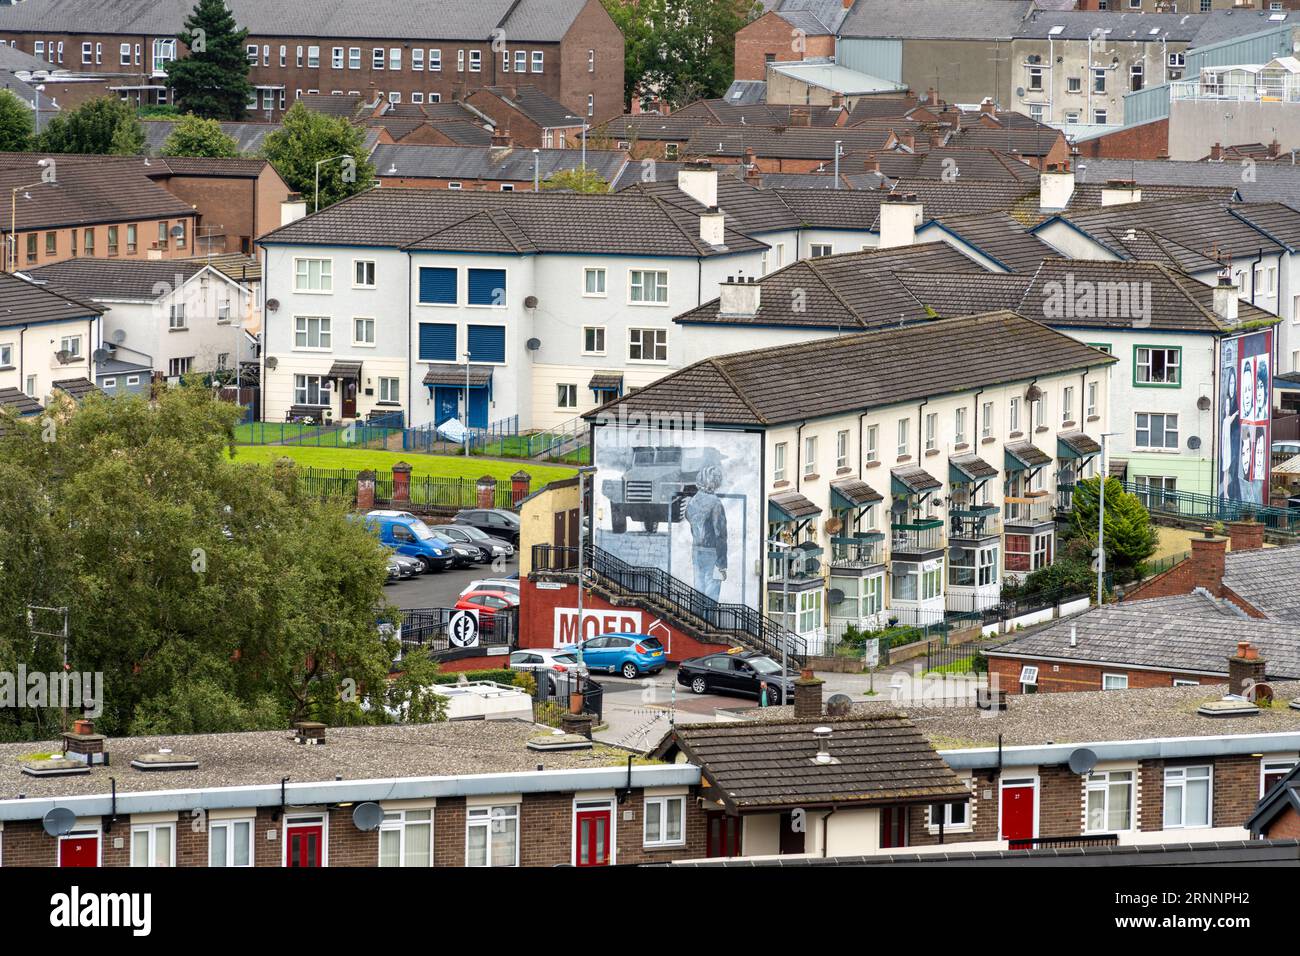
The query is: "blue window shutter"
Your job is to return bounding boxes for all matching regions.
[467,268,506,306]
[466,325,505,364]
[418,267,456,304]
[418,323,457,361]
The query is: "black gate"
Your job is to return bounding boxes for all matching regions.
[533,671,604,725]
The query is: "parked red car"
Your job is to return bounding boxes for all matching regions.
[454,589,519,618]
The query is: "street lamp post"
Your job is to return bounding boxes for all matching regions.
[462,350,472,457]
[9,163,50,273]
[575,465,598,668]
[767,537,793,705]
[314,154,353,213]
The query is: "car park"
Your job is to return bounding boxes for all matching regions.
[573,633,665,679]
[676,650,794,702]
[363,512,454,572]
[433,534,481,569]
[430,523,515,563]
[452,508,521,545]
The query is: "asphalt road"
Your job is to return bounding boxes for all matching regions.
[384,554,520,609]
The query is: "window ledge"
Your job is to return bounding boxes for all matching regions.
[864,460,881,469]
[1008,431,1023,439]
[924,449,940,457]
[803,473,820,482]
[836,466,853,476]
[895,455,912,464]
[981,436,996,445]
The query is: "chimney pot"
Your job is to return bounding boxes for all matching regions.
[1228,642,1267,696]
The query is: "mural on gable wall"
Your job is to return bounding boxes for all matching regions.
[593,423,761,609]
[1219,328,1273,505]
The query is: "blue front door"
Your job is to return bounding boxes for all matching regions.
[433,386,489,428]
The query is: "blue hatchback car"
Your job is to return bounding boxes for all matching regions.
[571,633,666,679]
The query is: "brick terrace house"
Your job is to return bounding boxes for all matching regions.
[0,0,625,123]
[720,680,1300,853]
[142,156,292,256]
[1248,762,1300,840]
[0,719,704,867]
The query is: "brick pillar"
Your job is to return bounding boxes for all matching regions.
[1228,642,1267,697]
[1228,520,1265,552]
[510,469,532,507]
[356,469,376,511]
[1188,530,1227,596]
[561,711,594,739]
[476,475,497,509]
[794,668,824,718]
[392,462,412,506]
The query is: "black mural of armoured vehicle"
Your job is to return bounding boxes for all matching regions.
[602,446,723,534]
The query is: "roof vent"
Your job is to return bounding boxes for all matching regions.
[1196,694,1260,718]
[526,731,593,752]
[811,725,840,765]
[293,721,326,745]
[131,751,200,771]
[20,757,91,778]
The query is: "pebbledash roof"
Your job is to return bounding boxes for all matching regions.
[651,714,968,811]
[0,0,589,42]
[260,188,768,257]
[0,271,102,328]
[589,310,1115,427]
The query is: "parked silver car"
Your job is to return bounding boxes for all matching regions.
[509,648,589,693]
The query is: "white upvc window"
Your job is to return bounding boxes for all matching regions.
[803,435,817,477]
[954,406,967,445]
[413,48,424,71]
[1061,386,1074,423]
[557,383,578,408]
[378,377,400,404]
[430,49,442,71]
[1102,672,1129,690]
[457,49,465,72]
[628,328,667,362]
[307,46,320,68]
[0,343,12,367]
[60,334,82,358]
[643,795,686,847]
[927,797,972,832]
[353,317,376,346]
[515,50,527,73]
[924,412,937,451]
[1009,396,1021,433]
[373,48,386,69]
[390,47,402,71]
[584,267,606,296]
[294,257,333,292]
[349,47,361,69]
[531,51,543,73]
[1135,412,1178,450]
[466,804,519,867]
[582,326,606,355]
[353,259,376,287]
[981,401,994,439]
[1087,381,1098,418]
[773,441,787,482]
[1163,765,1212,829]
[1019,664,1039,693]
[81,41,92,64]
[866,424,878,462]
[169,303,186,330]
[629,269,668,303]
[897,417,909,457]
[130,823,176,867]
[379,808,433,866]
[1262,758,1296,797]
[294,315,332,350]
[469,50,481,72]
[836,429,849,469]
[331,47,344,69]
[294,374,329,406]
[1085,770,1135,832]
[209,818,254,867]
[119,42,131,65]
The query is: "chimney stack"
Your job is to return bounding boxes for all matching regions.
[699,205,726,246]
[979,96,996,115]
[63,719,107,766]
[1210,142,1223,161]
[878,191,921,249]
[1213,269,1239,322]
[1100,178,1142,206]
[1228,518,1265,551]
[281,193,308,225]
[795,668,824,718]
[1189,528,1229,596]
[490,128,512,149]
[1228,642,1267,698]
[718,274,760,316]
[677,160,718,208]
[1038,161,1076,211]
[790,106,811,127]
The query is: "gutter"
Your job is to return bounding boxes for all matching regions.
[0,764,701,823]
[940,731,1300,772]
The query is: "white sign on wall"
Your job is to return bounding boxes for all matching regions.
[448,609,480,648]
[552,608,644,647]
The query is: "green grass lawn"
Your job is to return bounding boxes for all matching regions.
[227,444,577,485]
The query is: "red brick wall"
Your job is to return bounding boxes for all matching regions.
[988,655,1223,694]
[558,0,626,122]
[1074,118,1169,160]
[7,214,201,270]
[520,576,734,662]
[1264,805,1300,838]
[734,12,835,83]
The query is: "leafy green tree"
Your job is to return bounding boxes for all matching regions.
[602,0,763,108]
[1069,476,1159,575]
[541,166,610,193]
[165,0,254,120]
[36,96,145,155]
[261,101,375,210]
[0,384,443,741]
[161,113,240,157]
[0,89,33,151]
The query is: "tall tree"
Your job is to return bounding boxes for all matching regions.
[0,89,33,152]
[36,96,146,155]
[602,0,763,109]
[1070,476,1160,575]
[0,384,443,741]
[261,101,375,211]
[165,0,254,121]
[161,113,240,157]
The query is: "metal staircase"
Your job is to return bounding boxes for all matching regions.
[532,543,807,667]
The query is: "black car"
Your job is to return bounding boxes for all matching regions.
[453,508,521,545]
[676,651,796,702]
[429,523,516,563]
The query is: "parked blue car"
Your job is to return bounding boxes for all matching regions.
[568,633,666,679]
[362,512,454,572]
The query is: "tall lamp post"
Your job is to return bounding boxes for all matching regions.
[575,464,598,668]
[767,537,793,705]
[462,350,472,457]
[314,154,353,213]
[1096,432,1121,604]
[9,163,50,273]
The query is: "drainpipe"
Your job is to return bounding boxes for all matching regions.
[821,805,837,857]
[1251,246,1264,307]
[795,421,806,492]
[915,398,929,462]
[858,409,870,480]
[971,387,983,447]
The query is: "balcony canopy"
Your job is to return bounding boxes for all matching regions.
[891,465,942,497]
[768,490,822,523]
[1005,440,1052,472]
[1057,430,1102,460]
[830,478,884,511]
[949,454,998,484]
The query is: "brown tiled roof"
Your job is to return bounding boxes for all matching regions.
[892,465,943,493]
[653,714,967,810]
[1058,430,1101,457]
[0,272,102,328]
[1051,199,1285,263]
[928,212,1054,273]
[0,387,42,415]
[327,361,362,380]
[770,490,822,519]
[51,377,103,401]
[686,125,899,160]
[949,454,998,481]
[594,310,1114,427]
[588,372,623,390]
[1005,440,1052,469]
[830,478,883,506]
[423,364,493,386]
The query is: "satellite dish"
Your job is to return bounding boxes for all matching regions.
[43,806,76,837]
[110,328,127,344]
[265,356,279,370]
[352,801,384,831]
[827,587,845,606]
[1025,384,1043,402]
[1015,87,1025,97]
[1067,747,1098,775]
[1197,395,1211,411]
[523,294,539,309]
[525,337,541,351]
[92,347,110,365]
[826,693,853,717]
[266,298,280,312]
[55,349,71,364]
[1187,435,1202,450]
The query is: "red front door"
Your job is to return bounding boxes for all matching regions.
[707,812,742,858]
[575,808,612,866]
[59,835,99,867]
[880,806,908,848]
[1001,784,1036,842]
[286,824,323,867]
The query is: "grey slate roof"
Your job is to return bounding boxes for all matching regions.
[839,0,1034,39]
[22,258,215,300]
[0,386,41,415]
[1016,10,1208,42]
[261,187,767,257]
[1223,545,1300,623]
[51,377,103,401]
[0,271,102,328]
[1075,157,1300,211]
[721,80,767,106]
[476,85,580,129]
[928,213,1056,273]
[372,144,628,186]
[652,714,968,810]
[0,0,586,41]
[592,310,1116,427]
[988,593,1300,679]
[0,153,195,232]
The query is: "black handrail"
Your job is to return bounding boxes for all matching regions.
[533,543,807,667]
